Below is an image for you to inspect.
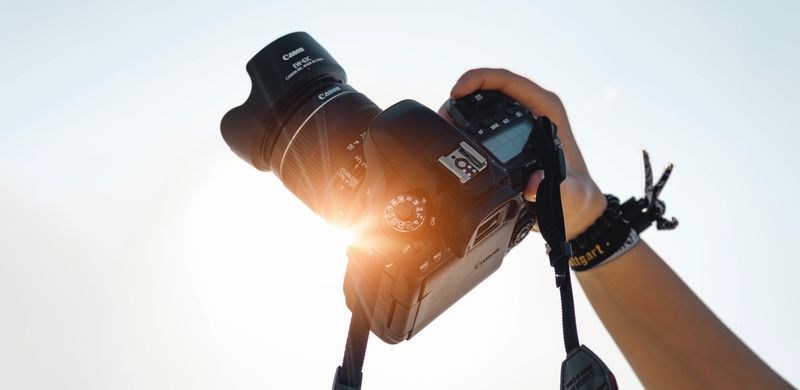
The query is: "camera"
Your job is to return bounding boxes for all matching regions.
[221,32,558,344]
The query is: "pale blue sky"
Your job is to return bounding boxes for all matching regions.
[1,1,798,389]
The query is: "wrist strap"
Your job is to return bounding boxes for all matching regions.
[332,306,369,390]
[534,117,619,390]
[531,116,580,353]
[570,151,678,272]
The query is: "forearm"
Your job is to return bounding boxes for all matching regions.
[443,68,791,388]
[575,241,791,389]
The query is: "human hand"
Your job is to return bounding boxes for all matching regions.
[438,68,606,239]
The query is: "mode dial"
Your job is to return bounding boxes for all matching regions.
[384,195,426,232]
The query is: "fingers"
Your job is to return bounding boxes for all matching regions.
[437,101,455,125]
[450,68,567,122]
[524,170,545,202]
[450,68,589,175]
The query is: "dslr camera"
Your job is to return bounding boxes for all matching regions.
[221,32,563,344]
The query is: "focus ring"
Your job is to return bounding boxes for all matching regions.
[279,91,381,214]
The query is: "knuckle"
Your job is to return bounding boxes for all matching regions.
[494,68,519,83]
[456,68,484,84]
[494,67,513,76]
[491,68,516,88]
[546,91,564,106]
[463,67,487,77]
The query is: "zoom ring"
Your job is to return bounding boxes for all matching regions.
[280,92,381,217]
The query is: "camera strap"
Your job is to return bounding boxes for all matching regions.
[332,304,370,390]
[332,116,617,390]
[333,246,383,390]
[531,117,618,390]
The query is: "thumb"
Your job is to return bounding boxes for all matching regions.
[524,170,545,202]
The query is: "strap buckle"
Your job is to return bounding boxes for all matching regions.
[546,242,573,287]
[332,366,363,390]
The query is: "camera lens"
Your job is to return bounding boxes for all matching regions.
[221,32,382,225]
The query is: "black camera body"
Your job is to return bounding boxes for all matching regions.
[220,32,557,344]
[344,92,551,343]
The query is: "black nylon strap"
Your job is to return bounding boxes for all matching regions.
[536,172,579,354]
[531,116,579,355]
[332,115,587,389]
[557,265,580,353]
[333,305,370,390]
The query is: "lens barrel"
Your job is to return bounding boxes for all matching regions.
[221,32,381,225]
[273,84,380,221]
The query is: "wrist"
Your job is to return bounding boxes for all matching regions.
[568,195,639,271]
[567,150,678,272]
[565,184,606,241]
[568,190,678,272]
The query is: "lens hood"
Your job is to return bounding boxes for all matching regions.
[221,31,347,170]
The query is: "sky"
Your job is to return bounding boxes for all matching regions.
[1,0,798,388]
